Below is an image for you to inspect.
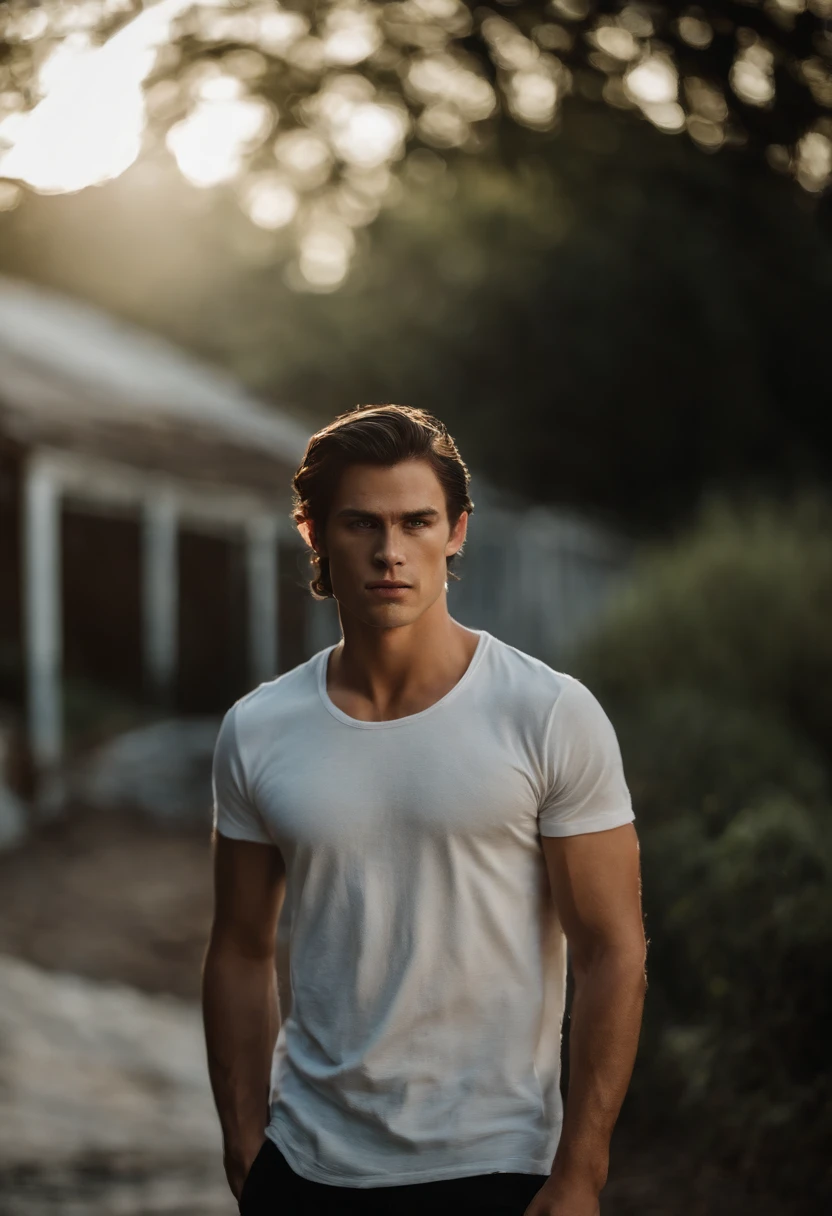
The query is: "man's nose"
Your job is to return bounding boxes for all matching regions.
[373,526,405,567]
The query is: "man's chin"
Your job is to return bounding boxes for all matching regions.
[350,601,421,629]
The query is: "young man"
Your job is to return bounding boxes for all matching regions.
[204,405,646,1216]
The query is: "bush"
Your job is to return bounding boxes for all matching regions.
[578,493,832,757]
[572,493,832,1208]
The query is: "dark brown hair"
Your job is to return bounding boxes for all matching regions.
[291,404,475,600]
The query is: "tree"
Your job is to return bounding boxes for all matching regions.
[1,1,831,289]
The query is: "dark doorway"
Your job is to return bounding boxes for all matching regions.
[177,528,248,713]
[62,504,143,700]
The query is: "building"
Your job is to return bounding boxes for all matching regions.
[0,275,312,774]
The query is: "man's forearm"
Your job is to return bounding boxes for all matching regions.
[202,939,280,1155]
[550,947,646,1193]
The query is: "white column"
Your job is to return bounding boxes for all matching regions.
[23,459,63,768]
[142,491,178,701]
[246,517,279,685]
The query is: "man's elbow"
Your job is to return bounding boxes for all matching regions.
[569,933,648,990]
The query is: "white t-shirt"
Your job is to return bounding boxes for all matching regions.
[212,628,634,1188]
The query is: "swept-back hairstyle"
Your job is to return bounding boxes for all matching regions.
[291,404,474,600]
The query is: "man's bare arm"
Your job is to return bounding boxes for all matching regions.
[202,832,286,1201]
[528,823,647,1216]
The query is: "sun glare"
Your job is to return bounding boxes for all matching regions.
[0,0,193,194]
[167,89,274,189]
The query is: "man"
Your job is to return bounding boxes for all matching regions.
[204,404,646,1216]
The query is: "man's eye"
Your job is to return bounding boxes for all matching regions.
[349,519,428,529]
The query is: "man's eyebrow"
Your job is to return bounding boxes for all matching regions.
[334,507,441,520]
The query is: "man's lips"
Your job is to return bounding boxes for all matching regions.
[366,582,412,589]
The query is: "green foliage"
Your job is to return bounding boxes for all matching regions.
[579,493,832,748]
[573,494,832,1206]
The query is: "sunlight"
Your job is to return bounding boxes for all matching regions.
[256,9,309,56]
[331,180,381,227]
[625,56,678,106]
[730,44,776,108]
[418,102,470,148]
[298,218,355,288]
[592,24,640,62]
[482,16,541,72]
[273,129,333,188]
[0,0,195,194]
[322,6,382,66]
[407,55,497,122]
[241,172,298,229]
[329,102,409,169]
[508,70,560,127]
[677,14,713,50]
[643,102,686,133]
[796,130,832,191]
[166,91,274,189]
[0,181,21,211]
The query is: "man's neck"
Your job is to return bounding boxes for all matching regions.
[326,610,481,723]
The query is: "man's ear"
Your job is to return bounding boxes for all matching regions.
[297,517,326,557]
[446,510,469,559]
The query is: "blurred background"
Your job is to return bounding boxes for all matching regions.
[0,1,830,1213]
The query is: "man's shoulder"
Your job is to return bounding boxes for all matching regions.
[228,650,324,734]
[484,632,576,711]
[487,638,622,762]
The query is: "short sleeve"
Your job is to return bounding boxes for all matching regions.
[212,702,273,843]
[537,677,635,838]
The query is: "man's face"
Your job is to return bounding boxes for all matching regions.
[306,459,468,628]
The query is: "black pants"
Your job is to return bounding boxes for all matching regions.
[239,1137,546,1215]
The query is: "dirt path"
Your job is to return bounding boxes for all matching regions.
[0,809,214,1002]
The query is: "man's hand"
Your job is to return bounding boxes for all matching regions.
[224,1134,266,1203]
[523,1175,601,1216]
